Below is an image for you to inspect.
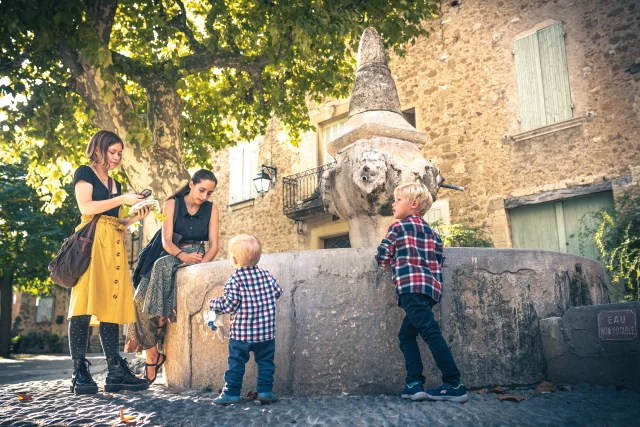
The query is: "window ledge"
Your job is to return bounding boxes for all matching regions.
[228,198,255,211]
[511,117,585,142]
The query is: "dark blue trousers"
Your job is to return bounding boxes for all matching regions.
[398,293,461,386]
[223,338,276,395]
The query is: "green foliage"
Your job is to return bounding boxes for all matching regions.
[1,0,439,207]
[432,221,494,248]
[592,190,640,301]
[0,157,79,294]
[11,332,62,354]
[9,335,22,354]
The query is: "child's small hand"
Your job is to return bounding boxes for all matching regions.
[207,311,218,331]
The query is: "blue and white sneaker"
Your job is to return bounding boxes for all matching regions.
[426,383,469,402]
[258,391,278,403]
[214,393,242,405]
[401,382,428,401]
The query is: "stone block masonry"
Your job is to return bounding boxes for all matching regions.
[164,247,608,395]
[540,301,640,392]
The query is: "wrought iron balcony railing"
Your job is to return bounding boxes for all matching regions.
[283,163,336,220]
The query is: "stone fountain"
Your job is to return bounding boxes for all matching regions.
[322,27,443,247]
[163,28,610,395]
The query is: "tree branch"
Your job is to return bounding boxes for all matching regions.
[177,49,269,75]
[0,55,29,75]
[169,0,208,54]
[57,40,83,79]
[85,0,118,45]
[111,51,158,84]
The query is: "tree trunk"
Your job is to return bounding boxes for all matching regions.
[62,49,189,242]
[0,273,14,358]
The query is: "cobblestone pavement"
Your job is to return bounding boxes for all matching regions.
[1,378,638,427]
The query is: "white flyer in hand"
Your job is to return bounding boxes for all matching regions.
[128,198,160,216]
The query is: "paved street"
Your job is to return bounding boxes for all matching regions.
[1,354,639,426]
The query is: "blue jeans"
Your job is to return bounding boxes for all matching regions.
[398,293,461,386]
[223,339,276,395]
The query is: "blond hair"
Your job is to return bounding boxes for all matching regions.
[394,182,434,215]
[229,234,262,267]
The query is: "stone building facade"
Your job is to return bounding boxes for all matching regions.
[205,0,639,277]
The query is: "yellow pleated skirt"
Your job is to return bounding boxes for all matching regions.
[67,215,135,326]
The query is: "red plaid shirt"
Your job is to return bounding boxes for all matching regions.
[375,214,444,303]
[210,266,283,343]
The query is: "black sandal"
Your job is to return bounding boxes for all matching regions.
[144,353,167,385]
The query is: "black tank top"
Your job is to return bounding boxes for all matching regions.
[172,196,212,241]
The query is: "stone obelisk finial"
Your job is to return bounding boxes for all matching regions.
[349,27,402,116]
[326,28,428,159]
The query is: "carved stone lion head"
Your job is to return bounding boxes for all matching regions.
[352,149,388,194]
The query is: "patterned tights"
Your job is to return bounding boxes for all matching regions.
[68,315,120,360]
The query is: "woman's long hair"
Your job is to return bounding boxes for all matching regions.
[86,130,124,168]
[167,169,218,200]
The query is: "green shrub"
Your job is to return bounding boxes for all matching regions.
[10,335,22,354]
[432,221,493,248]
[12,332,63,354]
[592,189,640,302]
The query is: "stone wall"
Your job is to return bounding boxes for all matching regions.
[164,247,609,394]
[540,301,639,391]
[391,0,640,245]
[11,287,71,353]
[202,0,639,257]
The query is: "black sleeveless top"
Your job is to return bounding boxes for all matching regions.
[73,165,122,217]
[173,196,212,241]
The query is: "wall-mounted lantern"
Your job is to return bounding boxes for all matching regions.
[253,164,278,197]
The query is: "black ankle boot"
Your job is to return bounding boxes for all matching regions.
[104,355,149,392]
[70,358,99,395]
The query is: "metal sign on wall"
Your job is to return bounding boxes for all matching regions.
[597,309,638,341]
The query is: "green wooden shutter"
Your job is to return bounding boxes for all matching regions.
[514,33,547,131]
[228,146,243,204]
[538,23,572,125]
[514,21,572,131]
[562,192,614,260]
[509,192,614,261]
[509,202,561,252]
[241,143,255,201]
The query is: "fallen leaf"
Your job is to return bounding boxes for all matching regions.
[490,386,504,394]
[558,385,572,392]
[246,391,258,400]
[477,389,488,395]
[497,394,526,402]
[119,406,137,425]
[103,394,114,398]
[534,381,555,394]
[17,394,33,402]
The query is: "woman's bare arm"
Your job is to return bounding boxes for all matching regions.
[161,199,183,257]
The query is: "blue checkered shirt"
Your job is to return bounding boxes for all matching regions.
[375,214,444,304]
[210,266,283,342]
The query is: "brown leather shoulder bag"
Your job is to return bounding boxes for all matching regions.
[48,177,112,288]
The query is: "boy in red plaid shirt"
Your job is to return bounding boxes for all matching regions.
[210,234,282,405]
[376,182,468,403]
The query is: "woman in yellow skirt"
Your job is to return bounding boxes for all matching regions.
[68,130,151,395]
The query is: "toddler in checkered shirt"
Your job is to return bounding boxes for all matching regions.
[209,234,282,405]
[375,182,468,403]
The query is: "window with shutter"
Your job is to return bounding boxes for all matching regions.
[320,117,347,165]
[228,142,257,205]
[514,20,573,131]
[424,199,450,235]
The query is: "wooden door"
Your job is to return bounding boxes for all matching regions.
[509,191,614,260]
